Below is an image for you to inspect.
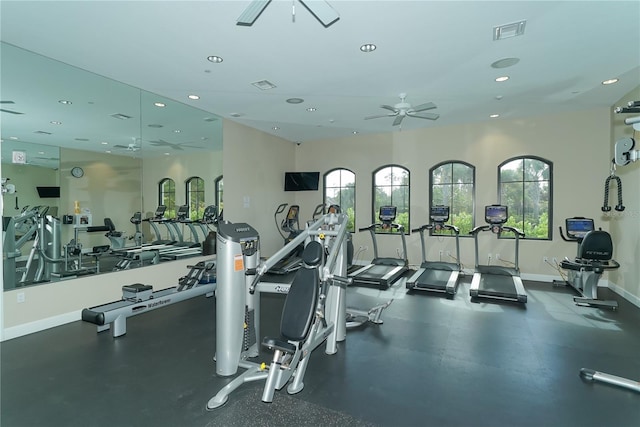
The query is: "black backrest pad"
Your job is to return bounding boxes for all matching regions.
[280,243,322,341]
[579,230,613,261]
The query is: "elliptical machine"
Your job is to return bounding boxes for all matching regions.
[268,204,304,275]
[555,217,620,310]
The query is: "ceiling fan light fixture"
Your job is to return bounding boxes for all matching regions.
[602,78,619,85]
[154,102,166,107]
[207,55,223,63]
[495,76,510,82]
[306,107,316,112]
[490,114,500,118]
[58,99,72,105]
[360,43,376,52]
[188,94,200,100]
[286,98,304,104]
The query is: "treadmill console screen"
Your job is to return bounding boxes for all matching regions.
[565,218,594,239]
[485,205,507,225]
[203,205,218,222]
[154,205,167,219]
[379,206,397,222]
[176,204,189,220]
[430,206,450,223]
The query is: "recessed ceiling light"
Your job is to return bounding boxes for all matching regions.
[148,124,163,128]
[75,138,89,141]
[306,107,317,112]
[9,136,18,140]
[495,76,510,82]
[602,78,619,85]
[360,43,376,52]
[207,55,223,63]
[352,131,358,135]
[58,100,72,105]
[154,102,166,107]
[38,151,45,155]
[228,113,243,118]
[286,98,304,104]
[173,129,181,133]
[490,114,500,118]
[50,121,62,125]
[101,141,108,145]
[491,58,520,69]
[105,150,112,153]
[272,126,280,130]
[188,95,200,100]
[164,152,171,156]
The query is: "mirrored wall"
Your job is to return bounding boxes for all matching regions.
[1,42,223,289]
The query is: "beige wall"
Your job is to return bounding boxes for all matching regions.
[59,148,143,247]
[1,163,59,216]
[4,98,640,340]
[608,87,640,301]
[293,108,614,280]
[221,120,297,257]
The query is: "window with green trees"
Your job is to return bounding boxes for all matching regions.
[159,178,176,218]
[215,175,223,217]
[373,165,409,233]
[498,156,552,240]
[323,168,355,232]
[186,176,205,220]
[430,161,475,236]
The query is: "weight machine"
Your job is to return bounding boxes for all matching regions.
[579,99,639,393]
[207,211,350,408]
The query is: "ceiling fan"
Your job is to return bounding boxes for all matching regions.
[148,139,201,151]
[113,137,141,152]
[365,93,439,126]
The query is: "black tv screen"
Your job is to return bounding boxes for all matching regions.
[36,186,60,198]
[284,172,320,191]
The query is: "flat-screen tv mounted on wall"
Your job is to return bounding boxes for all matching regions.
[284,172,320,191]
[36,186,61,198]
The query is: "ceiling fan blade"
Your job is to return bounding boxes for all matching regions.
[365,113,396,120]
[113,145,128,149]
[380,104,398,113]
[410,102,437,113]
[237,0,271,26]
[408,112,440,120]
[393,115,405,126]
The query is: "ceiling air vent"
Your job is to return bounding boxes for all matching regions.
[110,113,133,120]
[251,80,277,90]
[493,20,526,41]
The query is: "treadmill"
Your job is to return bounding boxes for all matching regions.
[406,205,461,297]
[469,205,527,304]
[349,205,408,290]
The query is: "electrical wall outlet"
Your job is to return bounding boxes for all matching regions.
[17,292,25,303]
[543,256,549,263]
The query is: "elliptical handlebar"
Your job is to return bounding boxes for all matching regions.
[413,223,460,234]
[502,226,525,238]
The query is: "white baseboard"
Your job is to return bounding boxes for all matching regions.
[607,281,640,308]
[2,310,81,342]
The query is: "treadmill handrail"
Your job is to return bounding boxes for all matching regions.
[411,223,460,234]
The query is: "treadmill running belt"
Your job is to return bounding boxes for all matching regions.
[415,269,451,288]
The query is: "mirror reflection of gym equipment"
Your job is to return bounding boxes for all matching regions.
[469,205,527,304]
[406,205,462,297]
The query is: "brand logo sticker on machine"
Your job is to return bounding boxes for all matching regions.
[234,254,244,272]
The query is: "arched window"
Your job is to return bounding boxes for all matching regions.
[498,156,553,240]
[429,161,475,236]
[323,168,355,232]
[214,175,223,217]
[372,165,409,233]
[186,176,205,220]
[158,178,176,218]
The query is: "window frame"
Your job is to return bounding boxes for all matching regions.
[158,178,176,218]
[371,164,410,234]
[185,176,205,220]
[429,160,476,238]
[214,175,223,218]
[497,155,553,240]
[323,168,356,232]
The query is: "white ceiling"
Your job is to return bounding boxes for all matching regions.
[1,0,639,150]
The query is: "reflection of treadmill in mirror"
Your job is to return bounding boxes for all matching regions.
[469,205,527,304]
[268,204,303,275]
[349,205,408,290]
[145,205,176,245]
[406,205,461,297]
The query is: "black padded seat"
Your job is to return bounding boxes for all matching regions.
[262,241,322,353]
